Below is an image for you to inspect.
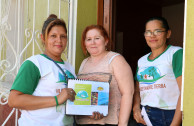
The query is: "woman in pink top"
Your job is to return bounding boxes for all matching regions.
[75,25,134,126]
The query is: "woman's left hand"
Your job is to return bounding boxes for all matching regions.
[133,108,146,125]
[90,111,104,120]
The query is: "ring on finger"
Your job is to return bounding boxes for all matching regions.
[70,90,73,94]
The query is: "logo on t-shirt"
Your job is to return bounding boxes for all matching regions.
[57,70,75,84]
[137,66,165,84]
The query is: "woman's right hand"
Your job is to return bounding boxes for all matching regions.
[57,88,76,104]
[89,111,104,120]
[133,108,146,125]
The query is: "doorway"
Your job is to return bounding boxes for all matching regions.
[98,0,185,125]
[114,0,185,76]
[100,0,185,125]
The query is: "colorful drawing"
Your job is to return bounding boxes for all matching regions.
[137,66,165,84]
[66,79,109,115]
[74,84,91,105]
[98,92,109,105]
[91,92,98,105]
[77,91,89,99]
[97,87,104,91]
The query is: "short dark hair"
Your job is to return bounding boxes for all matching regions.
[145,16,170,31]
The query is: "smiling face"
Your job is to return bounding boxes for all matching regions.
[145,20,171,50]
[85,29,108,56]
[43,25,67,59]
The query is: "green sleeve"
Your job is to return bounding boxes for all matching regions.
[134,66,139,81]
[172,49,183,78]
[11,60,40,95]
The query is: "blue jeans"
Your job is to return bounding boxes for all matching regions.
[138,106,175,126]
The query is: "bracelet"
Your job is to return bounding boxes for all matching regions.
[54,96,59,106]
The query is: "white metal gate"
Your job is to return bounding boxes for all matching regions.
[0,0,77,125]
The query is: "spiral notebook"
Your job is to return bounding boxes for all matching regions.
[66,79,109,116]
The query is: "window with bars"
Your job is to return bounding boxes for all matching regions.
[0,0,77,125]
[0,0,77,83]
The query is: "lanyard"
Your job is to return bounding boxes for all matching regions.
[43,54,68,82]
